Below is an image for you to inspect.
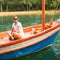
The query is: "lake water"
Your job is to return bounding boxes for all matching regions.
[0,14,60,60]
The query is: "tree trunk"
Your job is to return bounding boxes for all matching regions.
[1,3,3,12]
[6,4,8,11]
[26,0,29,11]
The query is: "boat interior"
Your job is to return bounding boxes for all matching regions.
[0,23,52,45]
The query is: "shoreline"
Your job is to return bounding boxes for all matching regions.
[0,10,60,16]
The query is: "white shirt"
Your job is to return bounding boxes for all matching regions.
[12,22,24,38]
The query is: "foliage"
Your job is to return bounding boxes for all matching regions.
[0,0,60,12]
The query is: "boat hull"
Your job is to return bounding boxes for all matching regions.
[0,31,59,60]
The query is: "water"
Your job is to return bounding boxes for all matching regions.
[52,31,60,59]
[0,14,60,60]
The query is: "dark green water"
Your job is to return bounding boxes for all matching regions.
[0,14,60,60]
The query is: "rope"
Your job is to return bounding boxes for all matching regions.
[51,2,59,20]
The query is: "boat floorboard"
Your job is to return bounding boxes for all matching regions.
[0,31,36,45]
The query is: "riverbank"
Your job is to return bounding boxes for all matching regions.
[0,10,60,16]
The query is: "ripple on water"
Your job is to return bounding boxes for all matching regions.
[52,31,60,59]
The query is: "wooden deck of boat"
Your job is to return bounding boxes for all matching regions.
[0,31,38,45]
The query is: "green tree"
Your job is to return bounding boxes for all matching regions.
[0,0,60,12]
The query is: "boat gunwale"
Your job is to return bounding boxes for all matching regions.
[0,25,59,54]
[0,23,60,48]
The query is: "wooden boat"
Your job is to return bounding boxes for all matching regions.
[0,0,60,59]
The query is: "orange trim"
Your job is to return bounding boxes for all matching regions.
[23,24,42,32]
[0,24,59,48]
[0,27,59,54]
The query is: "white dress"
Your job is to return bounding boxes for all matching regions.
[12,22,24,38]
